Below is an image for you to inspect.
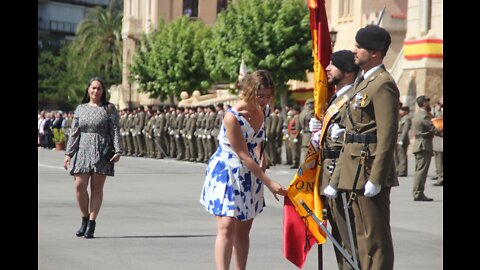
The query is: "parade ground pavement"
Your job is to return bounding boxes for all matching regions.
[38,148,443,270]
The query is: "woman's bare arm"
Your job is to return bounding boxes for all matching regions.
[223,112,286,199]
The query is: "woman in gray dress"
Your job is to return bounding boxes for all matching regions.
[63,77,123,239]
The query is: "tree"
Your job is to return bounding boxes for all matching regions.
[38,45,85,110]
[72,4,123,88]
[204,0,312,107]
[130,16,212,104]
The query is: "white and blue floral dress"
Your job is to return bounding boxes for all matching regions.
[200,108,266,221]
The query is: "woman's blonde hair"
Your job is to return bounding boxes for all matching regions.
[239,70,275,104]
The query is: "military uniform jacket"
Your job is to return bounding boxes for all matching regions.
[195,112,204,137]
[412,109,436,154]
[156,113,167,137]
[323,86,354,151]
[299,107,314,147]
[397,114,411,146]
[269,113,279,141]
[332,66,400,189]
[213,111,223,138]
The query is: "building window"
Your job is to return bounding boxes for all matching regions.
[183,0,199,17]
[339,0,353,20]
[217,0,228,13]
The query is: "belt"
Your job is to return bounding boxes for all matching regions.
[322,149,341,159]
[345,132,377,144]
[415,134,432,139]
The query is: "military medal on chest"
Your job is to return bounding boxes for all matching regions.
[353,93,366,110]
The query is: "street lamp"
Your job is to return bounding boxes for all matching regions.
[329,29,338,49]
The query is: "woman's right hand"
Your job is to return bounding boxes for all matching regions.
[63,155,70,170]
[266,180,288,201]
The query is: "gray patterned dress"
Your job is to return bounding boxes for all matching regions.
[65,103,123,176]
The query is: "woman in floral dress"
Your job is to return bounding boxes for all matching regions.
[200,70,287,269]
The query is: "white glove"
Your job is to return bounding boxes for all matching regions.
[398,141,403,146]
[324,185,337,198]
[309,118,322,132]
[310,130,322,152]
[330,124,345,142]
[364,180,381,197]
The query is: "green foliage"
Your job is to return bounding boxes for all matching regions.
[130,16,212,102]
[38,4,123,110]
[52,128,65,144]
[38,46,85,110]
[204,0,312,94]
[71,5,123,88]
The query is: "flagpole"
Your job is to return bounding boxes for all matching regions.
[317,244,323,270]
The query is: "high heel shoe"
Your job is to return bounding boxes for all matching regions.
[84,220,96,239]
[75,217,88,237]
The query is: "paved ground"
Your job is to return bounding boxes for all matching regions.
[38,147,442,270]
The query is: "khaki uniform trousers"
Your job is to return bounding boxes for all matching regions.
[413,151,432,198]
[333,188,394,270]
[394,144,408,176]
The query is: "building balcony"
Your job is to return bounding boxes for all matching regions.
[38,19,77,35]
[50,0,109,8]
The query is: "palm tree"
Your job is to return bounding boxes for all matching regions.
[72,4,123,87]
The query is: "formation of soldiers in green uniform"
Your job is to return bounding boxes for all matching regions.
[54,102,320,166]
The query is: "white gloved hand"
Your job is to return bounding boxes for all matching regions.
[398,141,403,146]
[310,130,322,151]
[309,118,322,132]
[324,185,337,198]
[364,180,381,197]
[330,123,345,142]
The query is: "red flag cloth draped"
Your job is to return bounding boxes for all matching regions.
[283,196,317,269]
[283,0,332,268]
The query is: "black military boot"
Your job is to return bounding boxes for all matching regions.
[75,217,88,237]
[84,220,96,239]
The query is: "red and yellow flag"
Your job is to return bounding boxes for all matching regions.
[283,0,332,268]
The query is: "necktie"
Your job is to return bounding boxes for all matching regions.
[355,75,364,89]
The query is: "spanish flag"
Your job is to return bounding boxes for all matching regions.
[283,0,332,268]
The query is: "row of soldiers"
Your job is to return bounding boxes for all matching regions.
[59,101,319,166]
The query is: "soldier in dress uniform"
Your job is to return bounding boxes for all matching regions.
[201,106,210,162]
[195,106,205,162]
[181,108,190,161]
[284,104,293,165]
[309,50,360,269]
[264,112,273,167]
[163,105,171,157]
[329,25,399,270]
[62,111,74,146]
[124,109,133,156]
[186,107,198,162]
[432,98,443,186]
[412,96,441,199]
[268,106,279,166]
[168,105,177,158]
[213,103,224,149]
[287,104,301,169]
[144,106,155,158]
[130,109,139,156]
[205,105,217,160]
[135,105,146,157]
[174,107,186,160]
[273,105,284,165]
[154,106,168,159]
[395,105,411,177]
[298,99,315,165]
